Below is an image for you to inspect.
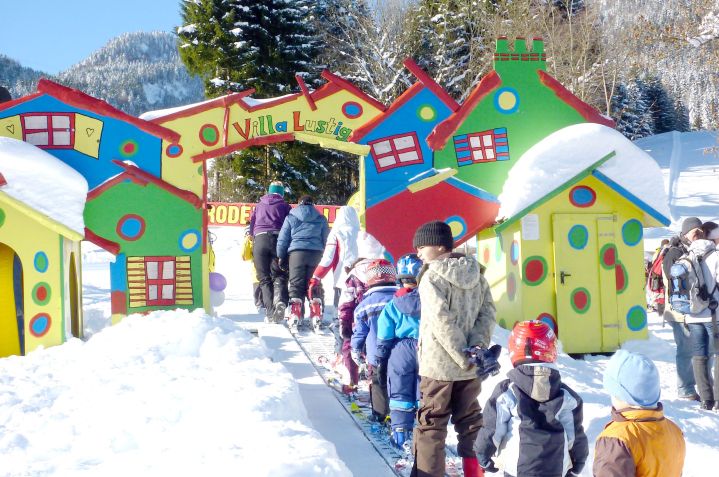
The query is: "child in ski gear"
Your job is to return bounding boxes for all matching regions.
[310,206,360,329]
[249,181,292,323]
[351,259,398,421]
[594,350,685,477]
[474,321,587,477]
[662,225,701,401]
[376,253,423,448]
[337,232,387,385]
[670,220,719,410]
[276,195,330,328]
[410,221,495,477]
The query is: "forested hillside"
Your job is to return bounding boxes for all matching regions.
[1,31,204,117]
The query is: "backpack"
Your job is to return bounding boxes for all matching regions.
[669,247,717,314]
[647,249,666,294]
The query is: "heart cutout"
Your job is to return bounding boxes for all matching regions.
[86,128,95,137]
[5,124,14,134]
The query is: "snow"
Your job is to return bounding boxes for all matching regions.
[498,123,670,222]
[3,130,719,476]
[0,136,87,234]
[139,97,222,121]
[636,130,719,251]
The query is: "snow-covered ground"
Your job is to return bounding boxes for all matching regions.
[2,130,719,476]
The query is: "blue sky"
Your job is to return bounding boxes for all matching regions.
[0,0,184,74]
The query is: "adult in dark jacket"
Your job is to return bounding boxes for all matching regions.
[276,195,330,325]
[249,181,292,323]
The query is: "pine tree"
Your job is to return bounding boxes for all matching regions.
[180,0,362,203]
[611,79,654,140]
[643,77,676,134]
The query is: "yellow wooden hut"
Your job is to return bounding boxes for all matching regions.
[0,137,87,357]
[478,124,670,354]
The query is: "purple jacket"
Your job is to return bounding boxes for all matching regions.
[249,194,291,236]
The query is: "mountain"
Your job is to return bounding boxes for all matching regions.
[1,31,205,116]
[0,55,46,98]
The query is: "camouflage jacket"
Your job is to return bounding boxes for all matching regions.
[416,253,496,381]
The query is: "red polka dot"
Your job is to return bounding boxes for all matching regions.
[573,290,588,309]
[123,143,136,154]
[483,248,490,264]
[525,260,544,282]
[603,247,616,267]
[36,286,47,301]
[615,264,626,292]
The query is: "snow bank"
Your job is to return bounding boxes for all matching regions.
[0,136,88,234]
[498,123,670,221]
[0,309,350,477]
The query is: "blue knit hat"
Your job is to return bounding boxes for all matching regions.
[603,350,661,407]
[268,181,284,196]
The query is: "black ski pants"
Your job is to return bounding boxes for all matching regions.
[288,250,323,301]
[253,232,288,315]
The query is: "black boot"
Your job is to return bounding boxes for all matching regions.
[700,400,715,410]
[692,356,713,404]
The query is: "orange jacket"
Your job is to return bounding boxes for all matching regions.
[593,405,685,477]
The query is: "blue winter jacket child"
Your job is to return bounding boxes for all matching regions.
[276,204,330,259]
[351,285,398,367]
[376,288,421,432]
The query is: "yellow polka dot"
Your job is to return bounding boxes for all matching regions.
[419,106,436,121]
[182,233,198,250]
[448,221,463,236]
[498,91,517,110]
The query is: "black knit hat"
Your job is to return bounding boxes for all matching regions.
[413,221,454,251]
[681,217,702,235]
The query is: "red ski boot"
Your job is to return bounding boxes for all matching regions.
[462,457,484,477]
[287,298,303,329]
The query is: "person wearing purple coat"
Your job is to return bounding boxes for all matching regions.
[249,181,292,323]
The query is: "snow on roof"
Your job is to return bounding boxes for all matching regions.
[498,123,670,221]
[0,137,88,234]
[139,97,220,121]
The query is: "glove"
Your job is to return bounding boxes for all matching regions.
[479,457,499,473]
[351,349,365,367]
[277,257,288,272]
[464,344,502,381]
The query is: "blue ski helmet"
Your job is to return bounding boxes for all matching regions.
[397,253,423,281]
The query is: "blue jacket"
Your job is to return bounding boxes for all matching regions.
[276,204,330,259]
[376,288,421,362]
[351,285,398,366]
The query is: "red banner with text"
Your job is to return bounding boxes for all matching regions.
[208,202,340,227]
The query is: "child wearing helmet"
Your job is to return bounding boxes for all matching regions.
[351,259,399,421]
[375,253,423,448]
[474,320,588,477]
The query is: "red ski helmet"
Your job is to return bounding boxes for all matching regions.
[365,259,397,287]
[508,320,557,366]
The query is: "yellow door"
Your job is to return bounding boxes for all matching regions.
[0,244,22,357]
[552,214,614,353]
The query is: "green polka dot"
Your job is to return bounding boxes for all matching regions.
[622,219,643,246]
[0,208,5,227]
[570,287,591,314]
[202,126,217,143]
[197,165,203,175]
[568,225,589,250]
[626,305,647,331]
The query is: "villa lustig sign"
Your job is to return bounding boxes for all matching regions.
[232,110,355,143]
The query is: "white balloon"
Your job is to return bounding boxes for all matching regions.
[210,290,225,307]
